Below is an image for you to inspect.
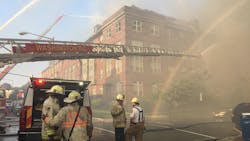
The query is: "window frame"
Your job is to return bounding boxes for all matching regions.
[132,20,142,32]
[115,21,121,32]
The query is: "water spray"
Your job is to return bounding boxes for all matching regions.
[0,0,39,31]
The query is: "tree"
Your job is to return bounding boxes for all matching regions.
[163,71,207,109]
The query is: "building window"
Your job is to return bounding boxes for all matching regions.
[116,22,121,32]
[168,28,178,40]
[68,67,72,80]
[99,86,103,95]
[152,83,161,98]
[132,56,144,72]
[132,20,142,32]
[106,28,111,38]
[134,81,144,96]
[89,59,95,82]
[151,57,161,73]
[100,69,104,79]
[152,24,160,36]
[92,87,96,95]
[150,44,161,73]
[106,59,112,77]
[115,59,122,74]
[100,35,103,42]
[64,69,68,79]
[131,40,143,72]
[72,65,76,80]
[82,59,88,80]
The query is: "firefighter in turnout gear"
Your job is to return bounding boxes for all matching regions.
[111,94,126,141]
[45,91,92,141]
[125,97,145,141]
[42,85,65,141]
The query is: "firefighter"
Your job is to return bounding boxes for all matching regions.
[125,97,145,141]
[111,94,126,141]
[42,85,65,141]
[45,91,92,141]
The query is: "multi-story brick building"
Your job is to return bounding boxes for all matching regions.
[42,6,199,101]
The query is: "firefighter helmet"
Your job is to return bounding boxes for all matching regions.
[64,91,83,103]
[46,85,64,95]
[131,97,139,103]
[116,94,125,101]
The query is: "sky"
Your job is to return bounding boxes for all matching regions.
[0,0,217,87]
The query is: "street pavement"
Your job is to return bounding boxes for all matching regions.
[92,117,240,141]
[0,116,242,141]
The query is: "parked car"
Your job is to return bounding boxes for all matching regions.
[212,108,232,121]
[232,103,250,131]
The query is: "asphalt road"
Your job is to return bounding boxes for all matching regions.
[92,118,240,141]
[0,117,241,141]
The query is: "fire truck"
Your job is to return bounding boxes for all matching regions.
[0,89,6,120]
[0,38,199,140]
[0,89,6,134]
[18,77,91,141]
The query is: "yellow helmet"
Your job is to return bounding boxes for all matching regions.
[131,97,139,103]
[116,94,125,101]
[64,91,83,103]
[46,85,64,95]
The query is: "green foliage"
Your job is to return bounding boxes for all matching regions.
[163,72,207,107]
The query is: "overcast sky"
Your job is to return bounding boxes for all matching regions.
[0,0,214,87]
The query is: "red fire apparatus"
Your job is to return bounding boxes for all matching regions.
[0,38,199,140]
[0,89,6,120]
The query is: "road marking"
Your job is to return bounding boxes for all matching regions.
[175,128,216,139]
[152,122,217,139]
[94,127,115,134]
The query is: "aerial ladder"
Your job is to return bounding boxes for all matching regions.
[0,38,199,66]
[0,15,64,81]
[0,64,15,81]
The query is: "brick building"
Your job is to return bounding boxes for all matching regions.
[42,6,199,100]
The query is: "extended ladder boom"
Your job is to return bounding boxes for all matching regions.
[0,16,64,80]
[0,64,15,80]
[0,38,199,65]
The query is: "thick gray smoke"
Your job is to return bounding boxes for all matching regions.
[190,0,250,107]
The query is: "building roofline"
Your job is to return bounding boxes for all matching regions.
[86,6,128,42]
[86,5,198,42]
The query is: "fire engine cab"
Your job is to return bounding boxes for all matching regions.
[18,77,92,141]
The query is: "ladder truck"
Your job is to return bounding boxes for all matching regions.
[0,38,198,65]
[0,38,199,140]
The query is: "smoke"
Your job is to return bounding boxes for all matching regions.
[151,0,250,115]
[196,0,250,107]
[0,0,39,31]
